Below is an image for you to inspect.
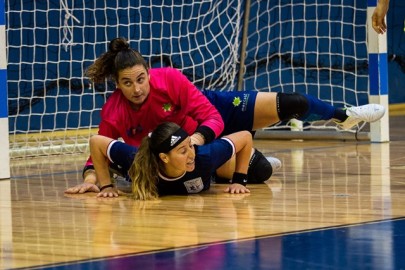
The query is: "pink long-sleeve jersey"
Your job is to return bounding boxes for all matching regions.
[84,67,224,169]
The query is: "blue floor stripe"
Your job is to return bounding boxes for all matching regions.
[22,218,405,270]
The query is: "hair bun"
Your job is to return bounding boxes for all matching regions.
[109,37,130,53]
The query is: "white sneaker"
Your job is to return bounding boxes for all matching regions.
[266,157,282,172]
[337,104,386,130]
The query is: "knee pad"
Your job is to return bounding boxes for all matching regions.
[276,92,309,121]
[109,163,128,179]
[247,149,273,183]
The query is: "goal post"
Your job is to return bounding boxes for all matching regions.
[0,0,10,179]
[245,1,389,141]
[367,0,390,142]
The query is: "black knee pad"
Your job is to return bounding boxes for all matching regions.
[276,92,309,121]
[109,163,129,181]
[247,149,273,184]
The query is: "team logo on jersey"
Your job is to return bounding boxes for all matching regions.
[232,94,249,111]
[232,97,241,107]
[162,103,172,112]
[170,135,181,146]
[184,178,204,193]
[127,124,143,137]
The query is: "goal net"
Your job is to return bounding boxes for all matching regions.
[4,0,380,158]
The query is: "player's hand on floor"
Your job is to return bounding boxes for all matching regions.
[65,183,100,194]
[96,186,121,198]
[224,183,250,194]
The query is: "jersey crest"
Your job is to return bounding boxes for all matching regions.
[162,103,172,112]
[183,178,204,193]
[232,97,241,107]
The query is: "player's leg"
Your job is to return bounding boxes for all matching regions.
[203,91,281,183]
[215,148,282,184]
[251,92,279,129]
[253,92,386,130]
[202,90,282,183]
[203,90,318,132]
[253,92,338,128]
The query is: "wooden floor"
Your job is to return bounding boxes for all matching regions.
[1,115,405,269]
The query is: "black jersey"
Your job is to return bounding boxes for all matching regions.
[107,138,235,195]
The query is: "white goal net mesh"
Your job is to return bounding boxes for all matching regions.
[5,0,369,158]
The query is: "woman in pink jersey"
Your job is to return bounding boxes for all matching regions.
[65,37,385,197]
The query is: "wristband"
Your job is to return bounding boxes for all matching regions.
[82,165,95,179]
[100,184,114,191]
[195,126,215,143]
[231,172,248,186]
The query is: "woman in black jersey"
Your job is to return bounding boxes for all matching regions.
[87,122,256,199]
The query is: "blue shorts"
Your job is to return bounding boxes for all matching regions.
[107,140,138,176]
[202,90,258,136]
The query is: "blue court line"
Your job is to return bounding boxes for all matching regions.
[18,217,405,270]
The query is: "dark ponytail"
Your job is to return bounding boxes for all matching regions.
[129,122,184,200]
[85,37,148,89]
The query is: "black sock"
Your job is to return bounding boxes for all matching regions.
[332,108,348,122]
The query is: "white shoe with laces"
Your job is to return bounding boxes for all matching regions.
[337,104,386,130]
[266,157,282,172]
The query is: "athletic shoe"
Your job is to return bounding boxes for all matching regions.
[337,104,385,130]
[248,149,281,184]
[266,156,282,172]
